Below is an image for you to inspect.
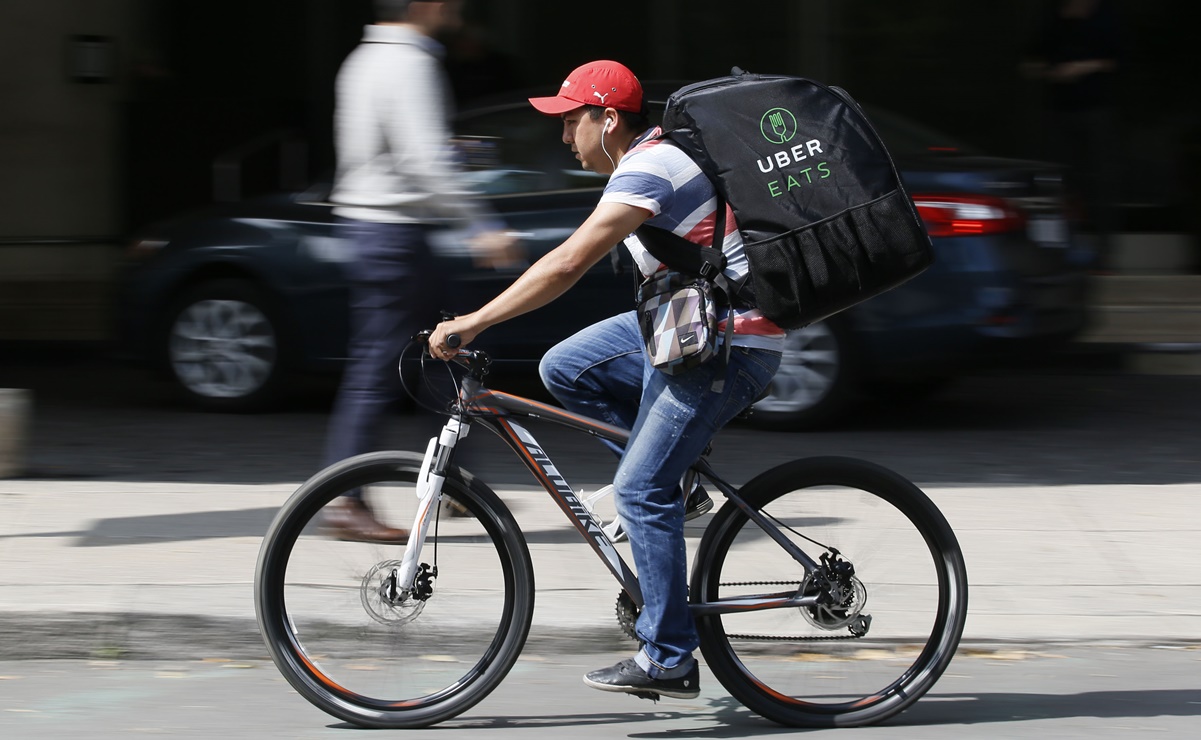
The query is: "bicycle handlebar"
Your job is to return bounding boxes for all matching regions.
[413,329,491,378]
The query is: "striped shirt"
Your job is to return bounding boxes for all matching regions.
[600,127,785,350]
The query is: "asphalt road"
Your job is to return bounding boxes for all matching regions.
[1,647,1198,738]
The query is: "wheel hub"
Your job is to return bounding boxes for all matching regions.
[800,551,868,631]
[360,560,427,625]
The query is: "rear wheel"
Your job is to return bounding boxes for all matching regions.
[692,456,967,728]
[746,318,856,430]
[255,451,534,728]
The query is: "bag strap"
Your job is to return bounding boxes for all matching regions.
[636,205,745,391]
[633,201,755,308]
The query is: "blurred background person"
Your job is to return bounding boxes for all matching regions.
[1023,0,1124,271]
[322,0,519,543]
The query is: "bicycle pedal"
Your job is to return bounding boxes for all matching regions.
[629,690,660,703]
[684,489,713,521]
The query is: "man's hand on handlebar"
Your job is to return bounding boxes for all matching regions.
[429,314,481,361]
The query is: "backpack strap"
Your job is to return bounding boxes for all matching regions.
[633,201,755,308]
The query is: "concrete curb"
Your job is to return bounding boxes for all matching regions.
[2,612,1197,663]
[0,388,31,478]
[0,613,637,662]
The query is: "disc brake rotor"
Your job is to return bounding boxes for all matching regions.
[361,560,426,625]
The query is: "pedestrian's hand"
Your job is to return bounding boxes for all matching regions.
[470,230,526,269]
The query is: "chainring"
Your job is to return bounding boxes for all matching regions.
[615,590,640,641]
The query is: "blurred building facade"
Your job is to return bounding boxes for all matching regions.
[0,0,1196,341]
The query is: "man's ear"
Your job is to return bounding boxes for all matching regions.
[605,108,619,132]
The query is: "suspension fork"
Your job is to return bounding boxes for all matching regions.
[393,414,469,595]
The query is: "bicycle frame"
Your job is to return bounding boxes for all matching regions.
[398,364,827,618]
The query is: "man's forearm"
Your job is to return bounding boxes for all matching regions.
[471,251,588,330]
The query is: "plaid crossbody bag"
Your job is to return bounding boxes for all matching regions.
[636,269,720,375]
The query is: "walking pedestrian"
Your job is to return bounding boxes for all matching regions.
[322,0,518,543]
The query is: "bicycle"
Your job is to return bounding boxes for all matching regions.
[254,331,969,729]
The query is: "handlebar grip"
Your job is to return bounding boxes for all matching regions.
[446,334,461,348]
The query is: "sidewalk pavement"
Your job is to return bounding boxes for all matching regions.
[1,477,1198,660]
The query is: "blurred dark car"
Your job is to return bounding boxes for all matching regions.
[115,84,1094,429]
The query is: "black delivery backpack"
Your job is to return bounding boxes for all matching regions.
[636,68,934,330]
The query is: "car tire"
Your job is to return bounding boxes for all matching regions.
[160,278,288,412]
[743,317,857,431]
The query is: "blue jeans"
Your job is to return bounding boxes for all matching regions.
[540,311,780,675]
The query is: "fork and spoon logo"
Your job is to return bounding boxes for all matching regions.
[760,107,798,145]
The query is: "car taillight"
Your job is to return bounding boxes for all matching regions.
[911,194,1024,237]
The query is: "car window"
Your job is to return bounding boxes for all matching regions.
[453,105,607,195]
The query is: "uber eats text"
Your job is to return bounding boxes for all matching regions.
[756,139,831,197]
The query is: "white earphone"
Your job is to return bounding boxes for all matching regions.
[600,115,616,170]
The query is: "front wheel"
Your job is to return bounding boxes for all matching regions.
[254,451,535,728]
[691,457,967,728]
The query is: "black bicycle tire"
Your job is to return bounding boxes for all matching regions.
[691,456,968,728]
[254,450,535,728]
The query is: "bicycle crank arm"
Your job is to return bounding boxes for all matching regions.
[689,591,822,617]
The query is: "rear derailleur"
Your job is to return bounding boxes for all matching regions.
[803,550,871,637]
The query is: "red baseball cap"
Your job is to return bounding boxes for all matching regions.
[528,60,644,115]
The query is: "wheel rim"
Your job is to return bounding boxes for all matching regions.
[169,299,277,399]
[697,470,961,720]
[265,468,521,713]
[753,322,840,414]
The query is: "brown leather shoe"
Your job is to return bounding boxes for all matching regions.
[321,498,409,544]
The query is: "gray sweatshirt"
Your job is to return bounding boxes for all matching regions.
[330,24,482,224]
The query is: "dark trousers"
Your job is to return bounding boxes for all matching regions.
[324,218,442,478]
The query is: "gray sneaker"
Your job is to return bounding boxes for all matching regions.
[583,658,700,700]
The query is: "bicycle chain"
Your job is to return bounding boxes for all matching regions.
[725,632,862,642]
[615,583,865,643]
[718,581,864,643]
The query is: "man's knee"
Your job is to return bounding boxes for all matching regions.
[538,341,573,394]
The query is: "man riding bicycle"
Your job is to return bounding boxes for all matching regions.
[430,60,783,700]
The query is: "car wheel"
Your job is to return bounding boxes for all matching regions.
[161,278,287,411]
[744,317,857,430]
